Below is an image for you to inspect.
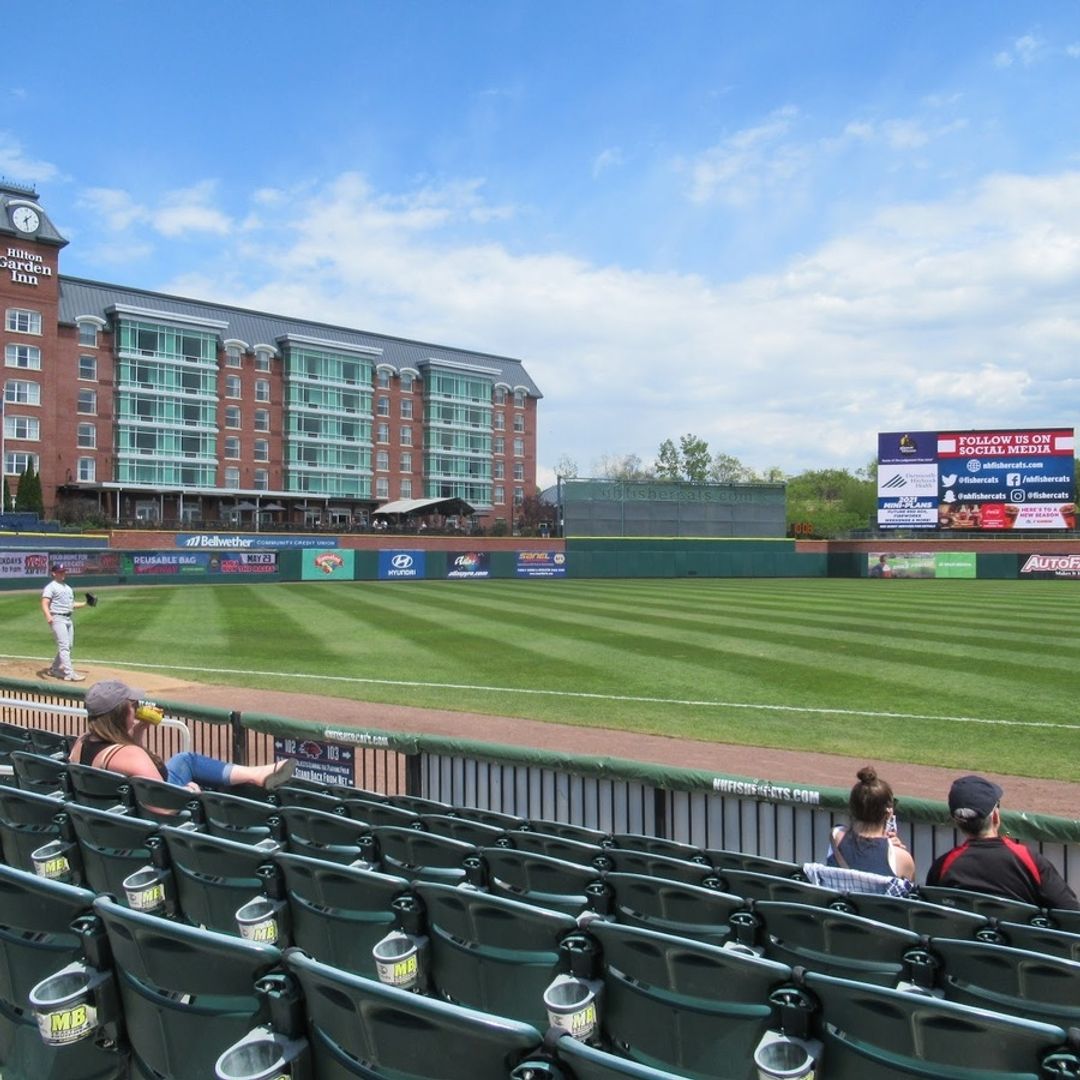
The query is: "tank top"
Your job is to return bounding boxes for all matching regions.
[828,828,894,876]
[76,734,167,780]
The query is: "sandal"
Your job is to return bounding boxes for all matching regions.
[265,758,297,791]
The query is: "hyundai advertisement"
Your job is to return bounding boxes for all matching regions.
[878,427,1075,530]
[378,550,426,580]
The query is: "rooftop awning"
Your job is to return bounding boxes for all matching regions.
[372,496,475,518]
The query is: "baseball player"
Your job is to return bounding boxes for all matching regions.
[40,563,87,681]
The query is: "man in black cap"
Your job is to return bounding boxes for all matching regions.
[926,774,1078,910]
[40,563,88,681]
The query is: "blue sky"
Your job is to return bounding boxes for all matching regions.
[6,1,1080,483]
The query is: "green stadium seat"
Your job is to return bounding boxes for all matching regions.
[601,872,745,948]
[420,812,510,847]
[27,729,74,758]
[803,969,1079,1079]
[277,804,372,864]
[93,894,282,1079]
[0,864,123,1078]
[843,891,990,940]
[285,947,545,1079]
[997,921,1080,963]
[0,730,32,768]
[916,883,1043,924]
[609,833,707,863]
[64,802,161,903]
[588,920,794,1078]
[343,796,423,829]
[477,847,600,916]
[271,851,410,973]
[600,848,716,886]
[1048,908,1080,934]
[715,868,844,907]
[65,762,132,813]
[415,880,579,1028]
[524,818,612,845]
[10,750,71,798]
[535,1034,692,1079]
[371,824,475,884]
[929,935,1080,1029]
[0,787,71,872]
[508,829,607,867]
[755,901,922,986]
[198,789,279,843]
[452,806,526,830]
[706,849,804,878]
[158,825,276,935]
[389,793,455,815]
[270,785,342,813]
[125,775,201,825]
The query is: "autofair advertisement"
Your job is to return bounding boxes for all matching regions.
[516,551,567,577]
[1019,554,1080,579]
[878,428,1075,530]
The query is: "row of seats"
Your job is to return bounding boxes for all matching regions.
[3,860,1079,1080]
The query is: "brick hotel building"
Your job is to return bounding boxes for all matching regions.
[1,182,541,528]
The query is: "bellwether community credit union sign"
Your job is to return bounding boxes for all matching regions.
[175,534,338,549]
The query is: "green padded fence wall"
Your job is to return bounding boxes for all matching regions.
[565,538,827,579]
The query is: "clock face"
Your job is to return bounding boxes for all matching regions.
[11,207,40,233]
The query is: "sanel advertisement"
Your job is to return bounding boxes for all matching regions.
[878,427,1075,530]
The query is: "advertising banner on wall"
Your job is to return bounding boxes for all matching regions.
[176,534,339,550]
[446,551,490,579]
[0,551,124,579]
[378,550,426,580]
[0,551,49,578]
[515,551,567,578]
[128,553,212,575]
[273,736,355,786]
[878,428,1075,530]
[1018,554,1080,579]
[215,552,278,574]
[867,552,977,578]
[301,550,355,580]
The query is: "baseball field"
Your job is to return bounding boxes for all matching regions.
[1,577,1077,784]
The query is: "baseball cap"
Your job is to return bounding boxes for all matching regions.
[85,679,146,717]
[50,563,67,573]
[948,774,1003,821]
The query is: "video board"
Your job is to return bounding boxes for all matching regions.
[877,427,1075,530]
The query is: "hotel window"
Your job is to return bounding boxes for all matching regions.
[376,422,389,443]
[376,476,389,499]
[4,379,40,405]
[77,389,97,415]
[225,406,241,429]
[513,437,524,456]
[400,478,413,498]
[226,346,243,368]
[5,308,41,335]
[493,436,505,455]
[224,467,240,487]
[378,369,391,389]
[255,379,270,402]
[78,323,98,347]
[255,350,272,371]
[400,399,413,419]
[514,389,526,408]
[513,414,525,433]
[513,462,525,481]
[254,409,269,432]
[224,437,240,459]
[225,375,242,398]
[79,355,97,381]
[376,450,389,471]
[377,396,390,417]
[494,461,504,480]
[494,387,507,405]
[400,426,412,446]
[4,451,38,476]
[77,457,96,482]
[5,344,41,370]
[400,372,414,391]
[254,439,269,462]
[400,452,412,472]
[4,414,39,440]
[494,485,505,504]
[494,413,505,430]
[253,469,268,490]
[76,422,96,448]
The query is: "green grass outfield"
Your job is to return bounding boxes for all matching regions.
[2,578,1077,783]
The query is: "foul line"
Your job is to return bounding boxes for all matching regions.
[2,653,1077,732]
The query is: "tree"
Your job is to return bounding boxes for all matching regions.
[708,452,755,484]
[553,453,579,480]
[680,434,711,483]
[654,439,681,481]
[593,453,652,481]
[785,467,875,536]
[0,476,10,512]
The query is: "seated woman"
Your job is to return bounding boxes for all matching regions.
[827,765,915,881]
[71,679,296,792]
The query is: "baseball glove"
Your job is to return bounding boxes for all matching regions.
[85,592,98,608]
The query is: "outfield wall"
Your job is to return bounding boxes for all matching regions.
[2,677,1076,894]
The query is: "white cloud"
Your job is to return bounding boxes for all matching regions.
[592,147,625,178]
[995,33,1044,68]
[78,180,231,240]
[163,168,1080,478]
[0,133,60,184]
